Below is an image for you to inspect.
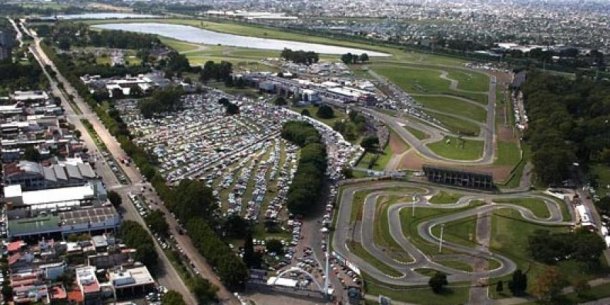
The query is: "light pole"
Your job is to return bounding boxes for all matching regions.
[438,224,445,253]
[412,193,417,217]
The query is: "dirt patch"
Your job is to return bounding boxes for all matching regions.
[398,150,512,182]
[498,126,517,142]
[389,132,409,154]
[398,150,427,170]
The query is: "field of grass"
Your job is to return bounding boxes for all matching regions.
[429,191,463,204]
[427,136,484,160]
[357,145,392,171]
[373,196,414,263]
[414,95,487,123]
[445,69,489,92]
[518,282,610,305]
[488,208,604,290]
[373,65,451,93]
[289,104,347,127]
[348,241,402,277]
[399,203,483,256]
[431,215,477,249]
[363,273,470,305]
[494,198,551,219]
[403,125,429,140]
[430,112,481,136]
[439,260,474,272]
[494,141,522,166]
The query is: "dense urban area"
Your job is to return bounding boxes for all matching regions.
[0,1,609,305]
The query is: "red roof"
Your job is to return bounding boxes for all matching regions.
[7,240,25,253]
[50,286,67,299]
[8,252,22,265]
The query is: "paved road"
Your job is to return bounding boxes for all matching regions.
[24,23,239,305]
[363,64,498,165]
[332,181,574,287]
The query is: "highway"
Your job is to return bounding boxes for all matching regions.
[21,20,239,305]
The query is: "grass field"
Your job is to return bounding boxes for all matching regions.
[289,104,347,127]
[363,273,470,305]
[494,141,522,166]
[428,191,463,204]
[489,208,604,289]
[431,215,477,248]
[403,125,430,140]
[445,69,489,92]
[357,144,393,171]
[348,241,402,277]
[494,198,551,219]
[399,203,484,256]
[439,260,474,272]
[414,95,487,122]
[373,65,451,93]
[427,136,484,160]
[373,196,414,263]
[430,112,481,136]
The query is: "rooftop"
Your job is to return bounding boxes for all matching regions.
[75,266,100,294]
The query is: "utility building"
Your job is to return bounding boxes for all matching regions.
[423,165,494,190]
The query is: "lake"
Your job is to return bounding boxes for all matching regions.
[44,13,159,20]
[93,23,390,56]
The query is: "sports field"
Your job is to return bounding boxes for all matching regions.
[427,136,484,160]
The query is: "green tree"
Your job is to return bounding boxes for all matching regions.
[242,232,261,268]
[187,277,218,304]
[107,190,122,208]
[360,136,380,153]
[145,210,169,237]
[161,290,187,305]
[496,280,504,294]
[428,272,448,293]
[301,109,311,116]
[341,53,354,64]
[573,278,591,298]
[274,96,287,106]
[23,146,41,162]
[508,269,527,296]
[316,105,334,119]
[266,239,284,255]
[359,53,369,62]
[531,267,565,303]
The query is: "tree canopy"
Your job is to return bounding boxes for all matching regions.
[280,48,319,65]
[138,86,184,118]
[316,105,335,119]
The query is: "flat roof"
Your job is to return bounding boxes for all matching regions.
[8,215,61,237]
[109,266,154,288]
[20,184,94,206]
[76,266,100,294]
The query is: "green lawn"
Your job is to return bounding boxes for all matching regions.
[439,260,474,272]
[431,215,478,249]
[427,136,484,160]
[429,191,463,204]
[348,241,402,277]
[373,196,414,263]
[430,112,481,136]
[518,282,610,305]
[373,65,451,93]
[289,104,347,127]
[494,198,551,219]
[160,38,201,52]
[445,69,489,92]
[403,125,430,140]
[414,95,487,123]
[356,144,392,171]
[399,203,483,256]
[488,208,602,290]
[494,141,522,166]
[363,273,470,305]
